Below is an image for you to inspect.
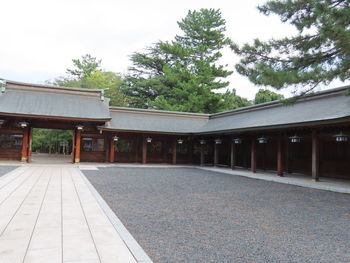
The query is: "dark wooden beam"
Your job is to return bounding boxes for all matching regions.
[251,137,256,173]
[142,137,147,164]
[27,127,32,162]
[214,143,218,166]
[230,139,236,169]
[277,136,284,176]
[312,130,319,181]
[200,144,205,166]
[74,130,81,163]
[172,138,177,165]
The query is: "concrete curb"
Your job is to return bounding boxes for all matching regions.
[79,170,153,263]
[197,167,350,195]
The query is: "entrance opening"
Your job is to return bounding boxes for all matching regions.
[31,128,73,164]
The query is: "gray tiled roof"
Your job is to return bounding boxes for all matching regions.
[105,109,208,134]
[104,88,350,134]
[0,89,111,120]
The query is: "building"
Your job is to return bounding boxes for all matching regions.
[0,79,349,181]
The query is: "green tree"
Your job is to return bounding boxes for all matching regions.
[233,0,350,97]
[254,89,284,104]
[123,8,244,113]
[55,55,128,106]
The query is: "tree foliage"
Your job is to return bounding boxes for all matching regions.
[233,0,350,96]
[32,129,72,154]
[55,54,128,106]
[254,89,284,104]
[123,8,247,113]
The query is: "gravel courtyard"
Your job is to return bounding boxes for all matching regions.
[84,167,350,263]
[0,166,18,177]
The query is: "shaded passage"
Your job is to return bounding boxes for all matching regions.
[85,167,350,263]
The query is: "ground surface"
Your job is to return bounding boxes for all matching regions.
[85,167,350,263]
[0,166,18,177]
[0,166,137,263]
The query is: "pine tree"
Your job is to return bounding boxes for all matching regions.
[233,0,350,97]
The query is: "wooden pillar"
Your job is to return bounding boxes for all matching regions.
[74,130,81,163]
[172,138,177,165]
[200,144,205,166]
[71,130,76,163]
[214,143,218,166]
[277,136,284,176]
[21,127,29,162]
[142,137,147,164]
[135,136,140,163]
[230,139,236,169]
[285,135,291,173]
[27,127,32,162]
[251,137,256,173]
[109,136,115,163]
[312,130,319,181]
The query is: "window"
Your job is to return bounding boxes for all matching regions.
[81,138,104,152]
[0,134,23,150]
[116,139,134,153]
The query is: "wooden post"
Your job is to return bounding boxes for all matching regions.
[27,127,32,162]
[71,130,76,163]
[172,138,177,165]
[277,136,284,176]
[251,137,256,173]
[312,130,319,181]
[135,136,140,163]
[214,143,218,166]
[74,130,81,163]
[200,144,205,166]
[285,135,291,173]
[21,127,29,162]
[142,137,147,164]
[230,139,236,169]
[109,136,115,163]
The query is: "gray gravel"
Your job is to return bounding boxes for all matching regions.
[0,166,18,177]
[84,167,350,263]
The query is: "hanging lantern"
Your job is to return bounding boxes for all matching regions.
[199,139,206,145]
[214,138,222,144]
[146,137,152,143]
[233,138,242,144]
[19,121,29,128]
[76,124,84,131]
[113,136,119,142]
[289,135,302,143]
[257,136,268,144]
[177,139,184,144]
[334,131,348,142]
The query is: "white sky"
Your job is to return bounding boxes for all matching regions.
[1,0,348,100]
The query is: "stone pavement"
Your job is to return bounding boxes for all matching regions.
[0,166,143,263]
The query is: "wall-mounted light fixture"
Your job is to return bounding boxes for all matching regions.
[0,119,5,127]
[199,139,206,145]
[19,121,28,128]
[177,139,184,144]
[334,131,348,142]
[113,136,119,142]
[214,138,222,144]
[289,135,302,143]
[146,137,152,143]
[233,138,242,144]
[257,136,268,144]
[76,125,84,131]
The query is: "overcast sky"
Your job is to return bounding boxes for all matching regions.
[1,0,348,100]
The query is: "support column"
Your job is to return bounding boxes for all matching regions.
[312,130,319,181]
[142,137,147,164]
[277,136,284,176]
[135,136,140,163]
[230,139,236,169]
[71,130,76,163]
[21,127,29,162]
[172,138,177,165]
[27,127,32,162]
[109,136,115,163]
[214,143,218,166]
[200,144,205,166]
[251,137,256,173]
[74,130,81,163]
[285,135,291,173]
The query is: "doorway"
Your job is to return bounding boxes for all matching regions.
[31,128,73,164]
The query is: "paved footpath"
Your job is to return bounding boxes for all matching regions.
[0,166,138,263]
